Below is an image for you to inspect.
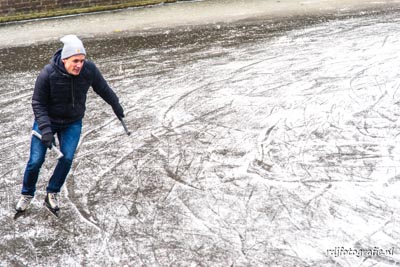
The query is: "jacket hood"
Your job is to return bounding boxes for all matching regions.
[51,48,74,76]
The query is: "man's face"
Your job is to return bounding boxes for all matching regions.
[62,54,86,76]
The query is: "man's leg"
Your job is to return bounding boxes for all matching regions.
[46,119,82,193]
[21,122,47,196]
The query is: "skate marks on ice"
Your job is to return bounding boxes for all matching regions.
[2,12,400,266]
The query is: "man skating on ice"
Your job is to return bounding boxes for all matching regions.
[16,35,125,214]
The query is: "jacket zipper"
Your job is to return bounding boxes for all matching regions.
[71,77,75,108]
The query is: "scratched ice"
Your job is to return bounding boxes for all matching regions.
[1,11,400,267]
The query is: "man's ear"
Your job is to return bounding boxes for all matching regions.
[62,59,67,64]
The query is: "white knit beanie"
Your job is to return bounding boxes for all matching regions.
[60,35,86,59]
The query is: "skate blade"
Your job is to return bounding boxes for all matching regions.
[44,203,59,218]
[13,210,26,220]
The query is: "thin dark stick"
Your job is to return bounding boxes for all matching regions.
[119,118,131,136]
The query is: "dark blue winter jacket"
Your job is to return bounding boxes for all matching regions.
[32,49,123,135]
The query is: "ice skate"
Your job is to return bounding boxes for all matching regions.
[15,195,33,212]
[14,195,34,220]
[44,193,60,217]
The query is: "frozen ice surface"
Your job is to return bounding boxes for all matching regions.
[1,9,400,267]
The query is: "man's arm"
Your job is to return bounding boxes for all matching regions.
[32,67,52,135]
[90,63,125,119]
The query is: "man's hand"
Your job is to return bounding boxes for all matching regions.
[41,132,55,149]
[113,103,125,120]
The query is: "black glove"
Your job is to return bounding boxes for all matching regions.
[41,132,55,149]
[113,103,125,120]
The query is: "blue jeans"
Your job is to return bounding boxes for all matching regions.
[21,120,82,196]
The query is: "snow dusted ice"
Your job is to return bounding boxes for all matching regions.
[1,4,400,267]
